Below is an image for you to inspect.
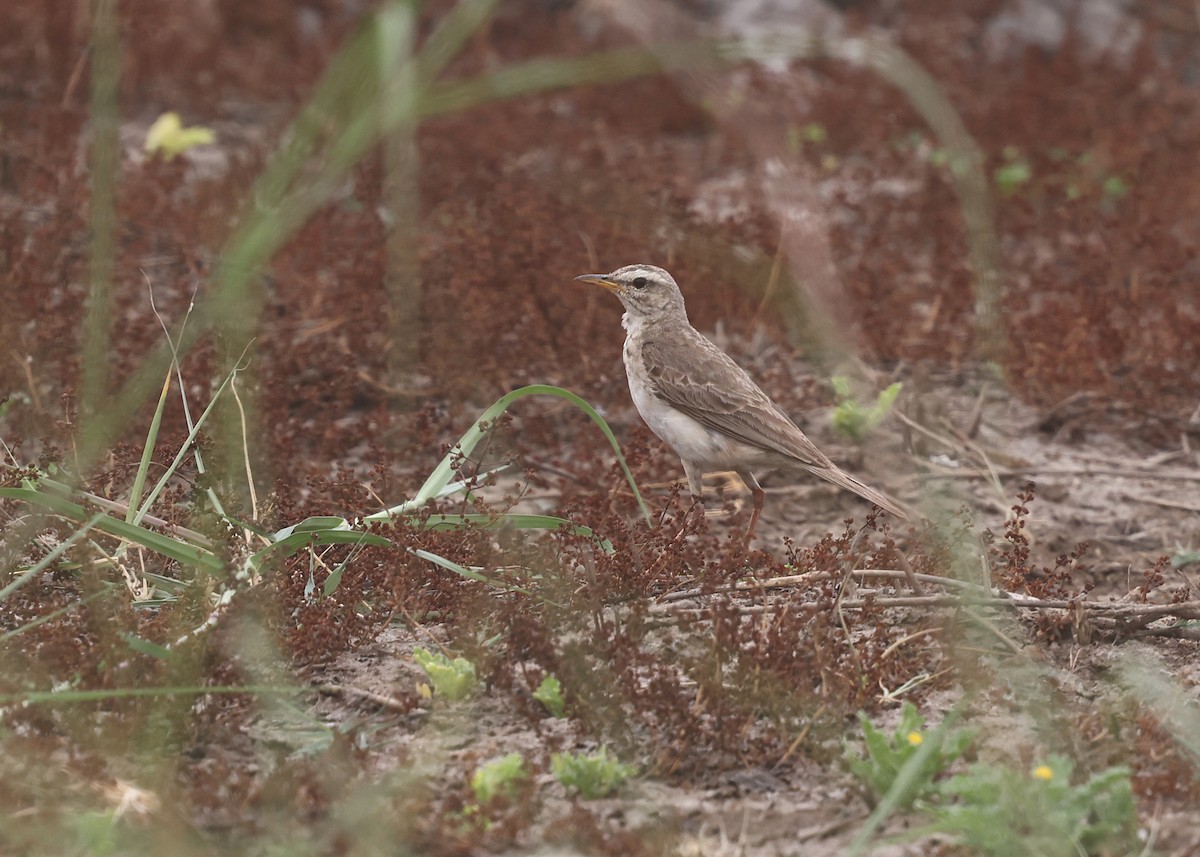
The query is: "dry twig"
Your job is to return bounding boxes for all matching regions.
[651,569,1200,640]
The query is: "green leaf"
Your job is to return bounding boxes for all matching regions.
[273,516,355,539]
[72,811,119,857]
[844,702,970,813]
[119,632,176,661]
[845,705,969,856]
[871,382,902,420]
[533,675,566,717]
[831,380,902,441]
[931,756,1136,857]
[127,366,173,523]
[322,558,349,597]
[410,549,536,597]
[994,159,1031,196]
[364,465,510,520]
[0,487,223,573]
[551,747,635,798]
[413,647,478,701]
[1101,175,1128,201]
[470,753,526,803]
[249,527,392,572]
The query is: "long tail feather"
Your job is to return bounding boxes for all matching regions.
[809,465,908,519]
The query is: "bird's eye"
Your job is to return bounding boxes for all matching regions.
[631,276,648,289]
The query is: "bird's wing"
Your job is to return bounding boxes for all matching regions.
[641,333,834,470]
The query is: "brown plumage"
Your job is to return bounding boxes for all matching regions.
[575,263,906,537]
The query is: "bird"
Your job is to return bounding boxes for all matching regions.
[574,263,907,538]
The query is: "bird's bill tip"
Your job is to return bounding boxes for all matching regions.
[574,273,622,293]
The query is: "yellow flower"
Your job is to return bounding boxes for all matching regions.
[1032,765,1054,781]
[906,731,923,746]
[144,112,216,161]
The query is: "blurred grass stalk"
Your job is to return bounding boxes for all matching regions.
[830,35,1004,364]
[79,0,119,463]
[379,2,422,398]
[1117,651,1200,767]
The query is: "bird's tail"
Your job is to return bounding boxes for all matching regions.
[809,465,909,520]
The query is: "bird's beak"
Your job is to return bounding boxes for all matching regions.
[574,273,623,294]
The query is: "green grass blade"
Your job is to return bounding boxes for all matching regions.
[422,512,586,531]
[249,527,393,572]
[412,384,652,523]
[119,631,176,661]
[273,516,355,539]
[133,348,248,526]
[0,487,224,573]
[411,548,538,599]
[363,464,510,520]
[151,278,230,521]
[0,513,105,601]
[78,0,119,461]
[139,571,191,594]
[413,0,498,85]
[127,367,173,523]
[420,43,707,117]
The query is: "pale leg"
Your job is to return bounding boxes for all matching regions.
[682,460,705,499]
[735,468,765,542]
[681,460,710,527]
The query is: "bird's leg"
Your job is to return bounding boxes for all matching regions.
[682,460,706,526]
[736,468,765,544]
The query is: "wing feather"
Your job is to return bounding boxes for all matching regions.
[641,333,833,470]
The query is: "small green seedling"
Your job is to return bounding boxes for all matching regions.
[843,702,972,809]
[144,112,216,160]
[1170,547,1199,569]
[787,121,828,153]
[533,675,565,718]
[1101,174,1128,203]
[802,122,827,144]
[994,146,1032,196]
[931,755,1136,857]
[470,753,527,804]
[551,747,636,798]
[831,378,902,441]
[412,647,478,701]
[458,753,528,831]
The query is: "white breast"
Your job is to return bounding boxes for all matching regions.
[622,332,742,470]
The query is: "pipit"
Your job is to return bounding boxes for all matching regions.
[575,264,907,537]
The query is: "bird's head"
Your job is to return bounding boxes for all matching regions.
[574,264,687,324]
